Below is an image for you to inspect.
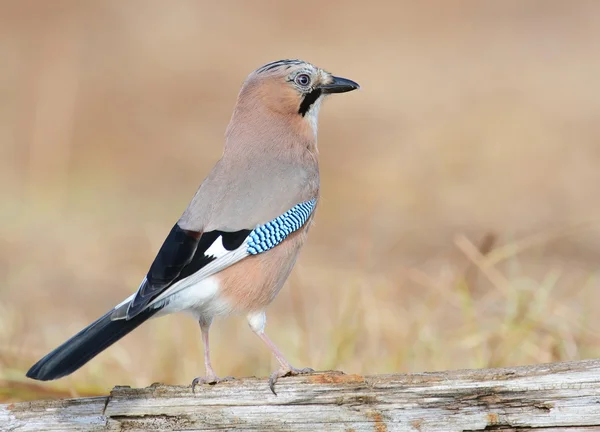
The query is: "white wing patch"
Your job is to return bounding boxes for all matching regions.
[110,199,316,320]
[204,235,228,258]
[110,237,251,320]
[147,239,251,309]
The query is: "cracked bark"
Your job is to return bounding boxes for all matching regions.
[3,359,600,431]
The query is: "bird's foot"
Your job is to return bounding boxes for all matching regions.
[269,366,314,395]
[191,374,235,393]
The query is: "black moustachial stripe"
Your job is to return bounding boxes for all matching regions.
[126,224,251,319]
[298,88,322,117]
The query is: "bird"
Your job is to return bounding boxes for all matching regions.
[26,59,359,394]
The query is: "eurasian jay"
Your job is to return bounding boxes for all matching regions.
[26,59,359,394]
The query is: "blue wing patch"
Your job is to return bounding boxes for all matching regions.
[247,199,316,255]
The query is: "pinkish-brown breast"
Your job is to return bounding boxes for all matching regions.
[216,213,316,313]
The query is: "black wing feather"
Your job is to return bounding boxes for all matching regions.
[27,307,158,381]
[126,224,251,319]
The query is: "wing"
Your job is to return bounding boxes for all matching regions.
[123,225,250,319]
[119,199,317,320]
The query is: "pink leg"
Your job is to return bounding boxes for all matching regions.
[201,323,218,378]
[191,318,234,393]
[248,312,313,395]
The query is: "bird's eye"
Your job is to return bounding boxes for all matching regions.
[295,74,311,87]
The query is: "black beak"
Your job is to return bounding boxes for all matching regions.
[319,76,360,94]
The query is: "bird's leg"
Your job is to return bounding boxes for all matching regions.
[191,317,233,393]
[257,331,314,393]
[247,311,313,395]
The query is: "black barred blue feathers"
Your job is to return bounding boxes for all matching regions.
[247,199,316,255]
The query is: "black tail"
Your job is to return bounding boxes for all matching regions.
[26,307,158,381]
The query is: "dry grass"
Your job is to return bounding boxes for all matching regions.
[2,1,600,402]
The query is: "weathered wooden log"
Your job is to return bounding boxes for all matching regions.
[3,359,600,431]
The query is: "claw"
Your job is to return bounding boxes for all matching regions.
[191,375,235,393]
[268,367,314,395]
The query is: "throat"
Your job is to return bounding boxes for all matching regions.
[304,97,322,138]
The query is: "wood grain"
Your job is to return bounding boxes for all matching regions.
[3,359,600,431]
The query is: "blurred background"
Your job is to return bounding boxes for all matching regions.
[2,0,600,402]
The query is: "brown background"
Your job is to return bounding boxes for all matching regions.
[1,1,600,400]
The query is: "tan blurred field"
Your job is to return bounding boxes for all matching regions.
[2,1,600,402]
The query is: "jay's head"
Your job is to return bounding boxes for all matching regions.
[236,59,359,123]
